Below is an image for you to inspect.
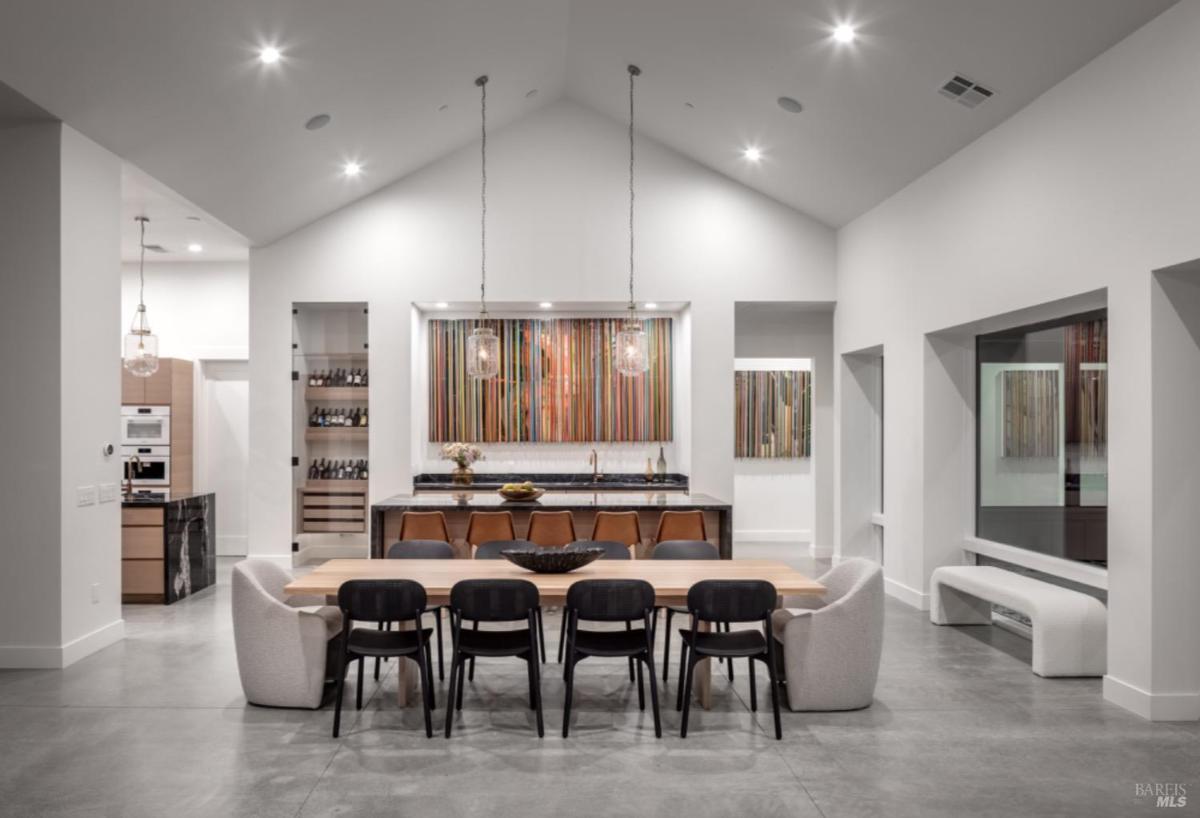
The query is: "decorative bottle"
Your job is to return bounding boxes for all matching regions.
[656,446,667,482]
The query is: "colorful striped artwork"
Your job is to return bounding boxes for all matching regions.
[1002,370,1059,458]
[428,318,673,443]
[1079,367,1107,458]
[734,370,811,458]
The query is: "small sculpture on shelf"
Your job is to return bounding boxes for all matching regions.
[440,442,483,486]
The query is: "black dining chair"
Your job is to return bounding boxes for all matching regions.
[675,579,782,740]
[557,541,632,668]
[472,540,546,671]
[561,578,661,739]
[375,540,454,682]
[651,539,734,683]
[444,578,544,738]
[332,579,435,739]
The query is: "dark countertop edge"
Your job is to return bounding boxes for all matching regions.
[121,491,215,508]
[373,491,730,510]
[414,472,689,491]
[415,483,689,493]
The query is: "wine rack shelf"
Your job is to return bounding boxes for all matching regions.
[305,387,368,401]
[298,485,367,534]
[305,428,368,442]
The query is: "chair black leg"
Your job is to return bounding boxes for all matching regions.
[356,655,365,710]
[529,626,544,738]
[765,650,783,740]
[675,642,689,712]
[748,656,757,712]
[724,623,734,681]
[416,647,433,739]
[536,608,547,663]
[455,652,466,711]
[680,654,697,738]
[645,654,662,738]
[562,634,576,738]
[662,609,673,683]
[435,610,445,681]
[468,621,479,681]
[636,652,645,711]
[424,645,437,711]
[332,649,348,738]
[626,621,635,682]
[444,654,459,738]
[556,614,566,664]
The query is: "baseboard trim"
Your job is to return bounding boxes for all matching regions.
[294,543,369,566]
[733,529,811,544]
[810,543,834,559]
[0,618,125,669]
[1104,675,1200,721]
[884,577,930,611]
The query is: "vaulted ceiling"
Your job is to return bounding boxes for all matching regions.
[0,0,1177,246]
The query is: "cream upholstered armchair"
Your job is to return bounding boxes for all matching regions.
[771,558,884,711]
[232,560,342,709]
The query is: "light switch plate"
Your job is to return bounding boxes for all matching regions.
[99,483,119,503]
[76,486,97,507]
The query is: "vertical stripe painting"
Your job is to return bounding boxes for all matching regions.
[734,371,811,458]
[1002,370,1059,457]
[428,317,673,443]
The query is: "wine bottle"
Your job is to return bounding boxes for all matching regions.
[361,369,369,388]
[656,446,667,481]
[308,407,318,427]
[361,459,369,479]
[351,368,361,386]
[307,371,316,387]
[338,461,347,480]
[361,408,369,427]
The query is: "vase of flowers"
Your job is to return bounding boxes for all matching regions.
[441,442,484,486]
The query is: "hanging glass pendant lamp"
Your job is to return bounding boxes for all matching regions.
[123,216,160,377]
[617,64,650,376]
[466,74,500,380]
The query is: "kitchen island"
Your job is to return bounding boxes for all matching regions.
[121,492,216,603]
[414,472,689,492]
[371,491,732,559]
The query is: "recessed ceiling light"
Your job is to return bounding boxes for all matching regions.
[525,89,539,98]
[187,243,203,253]
[832,24,857,44]
[777,96,803,114]
[342,161,362,178]
[742,146,763,162]
[305,114,331,131]
[644,302,658,309]
[538,302,553,309]
[258,45,282,65]
[185,215,202,222]
[434,302,449,309]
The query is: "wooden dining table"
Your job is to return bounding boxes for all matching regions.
[286,558,824,709]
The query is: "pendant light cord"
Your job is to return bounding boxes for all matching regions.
[137,216,147,310]
[628,65,638,314]
[477,75,489,319]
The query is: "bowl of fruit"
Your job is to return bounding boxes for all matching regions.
[498,481,545,502]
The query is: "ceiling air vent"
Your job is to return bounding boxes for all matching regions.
[938,74,994,109]
[142,244,169,253]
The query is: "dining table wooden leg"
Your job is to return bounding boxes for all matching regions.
[392,620,420,707]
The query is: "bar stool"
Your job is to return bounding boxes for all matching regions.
[465,511,517,556]
[654,510,707,547]
[591,510,642,558]
[526,510,577,547]
[397,511,451,543]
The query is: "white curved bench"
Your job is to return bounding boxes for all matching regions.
[929,565,1106,677]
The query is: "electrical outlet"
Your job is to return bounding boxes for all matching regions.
[99,483,119,503]
[91,583,100,604]
[76,486,97,507]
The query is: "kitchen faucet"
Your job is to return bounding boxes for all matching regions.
[588,449,603,483]
[124,456,143,498]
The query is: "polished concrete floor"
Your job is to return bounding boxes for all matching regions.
[1,549,1196,818]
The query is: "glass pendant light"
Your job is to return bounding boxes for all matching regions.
[467,74,499,380]
[123,216,160,377]
[617,64,650,376]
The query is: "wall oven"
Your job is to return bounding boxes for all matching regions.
[122,445,171,487]
[122,406,171,446]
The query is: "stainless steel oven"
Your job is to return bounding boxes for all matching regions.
[122,445,171,487]
[121,406,171,446]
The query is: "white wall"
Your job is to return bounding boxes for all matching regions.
[733,305,834,552]
[0,122,124,667]
[120,261,248,360]
[834,0,1200,719]
[250,100,837,558]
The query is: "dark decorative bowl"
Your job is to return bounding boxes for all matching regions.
[502,547,604,574]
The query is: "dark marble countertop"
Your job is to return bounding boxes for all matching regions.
[121,491,215,507]
[413,472,689,492]
[374,490,728,510]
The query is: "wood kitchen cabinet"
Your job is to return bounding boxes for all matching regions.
[121,358,193,495]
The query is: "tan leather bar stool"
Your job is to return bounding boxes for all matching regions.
[464,511,517,557]
[591,511,643,558]
[653,510,707,550]
[526,510,577,547]
[398,511,451,543]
